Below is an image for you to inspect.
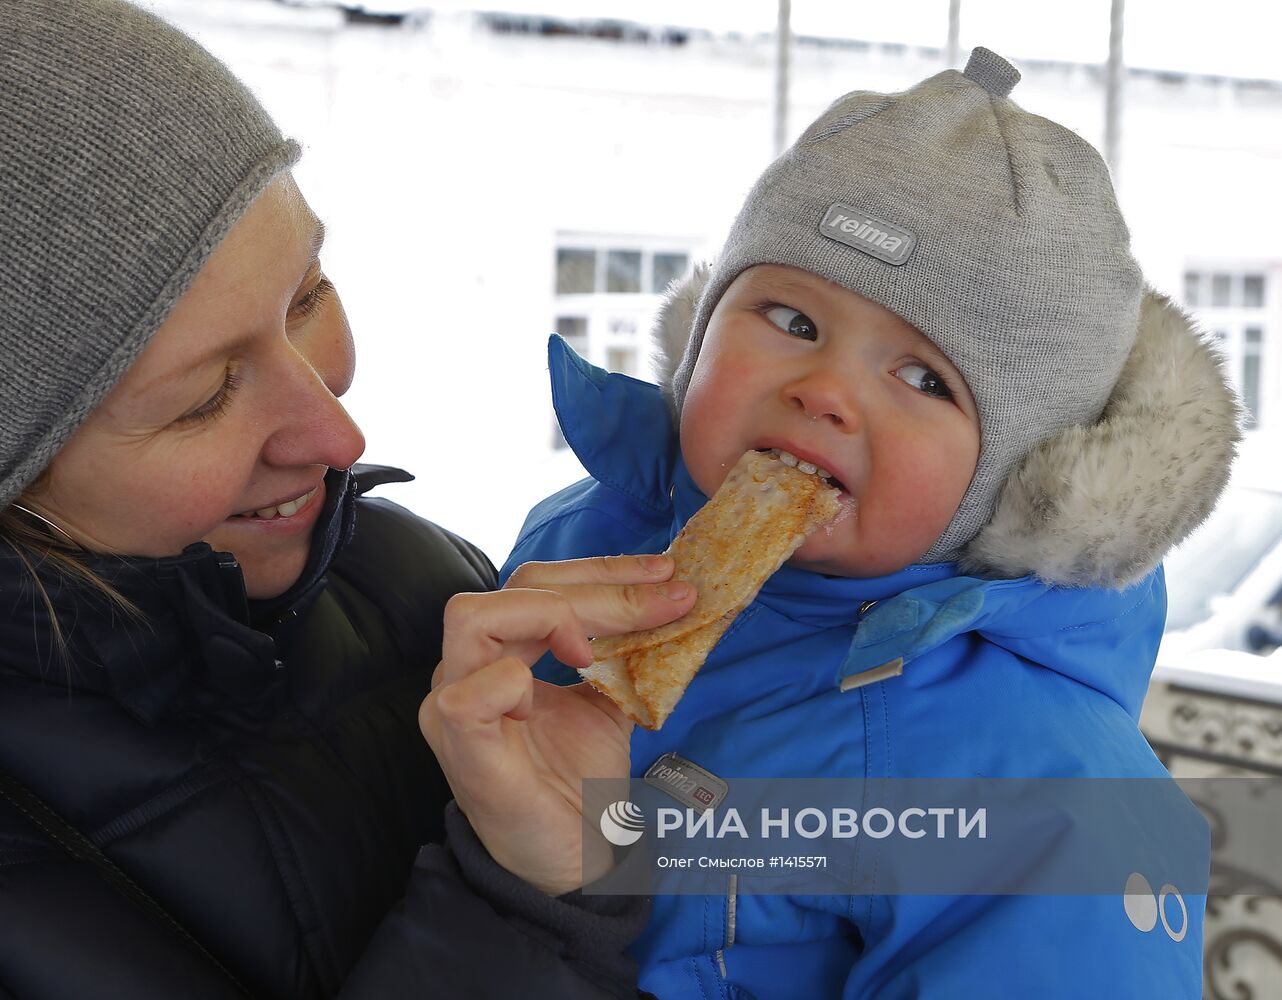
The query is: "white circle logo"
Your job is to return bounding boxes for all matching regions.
[1123,874,1187,942]
[1123,872,1158,932]
[600,800,645,847]
[1159,883,1188,942]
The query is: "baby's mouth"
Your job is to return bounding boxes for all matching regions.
[755,447,849,494]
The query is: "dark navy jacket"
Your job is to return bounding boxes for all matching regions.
[0,464,645,999]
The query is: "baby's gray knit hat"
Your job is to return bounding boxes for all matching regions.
[670,48,1143,565]
[0,0,300,510]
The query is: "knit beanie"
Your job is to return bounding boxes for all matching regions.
[0,0,301,510]
[670,47,1143,565]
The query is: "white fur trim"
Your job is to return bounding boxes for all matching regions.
[961,289,1242,588]
[651,261,709,410]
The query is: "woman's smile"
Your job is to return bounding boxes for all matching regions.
[230,482,323,521]
[224,479,326,533]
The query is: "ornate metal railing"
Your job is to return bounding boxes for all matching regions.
[1142,681,1282,998]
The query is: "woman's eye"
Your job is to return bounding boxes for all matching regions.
[764,305,818,341]
[896,364,954,400]
[178,370,242,425]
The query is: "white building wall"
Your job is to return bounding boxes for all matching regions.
[140,0,1282,562]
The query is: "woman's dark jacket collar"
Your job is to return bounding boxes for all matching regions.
[0,464,412,725]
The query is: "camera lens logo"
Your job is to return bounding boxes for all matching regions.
[600,800,645,847]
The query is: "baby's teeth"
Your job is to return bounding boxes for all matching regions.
[778,451,798,467]
[817,468,831,479]
[797,461,817,475]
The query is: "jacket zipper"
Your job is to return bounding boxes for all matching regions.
[716,873,738,977]
[717,600,876,979]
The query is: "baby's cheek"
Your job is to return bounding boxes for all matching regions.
[679,373,741,484]
[684,355,742,420]
[677,425,726,498]
[873,460,952,536]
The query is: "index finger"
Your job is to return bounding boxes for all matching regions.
[505,554,674,590]
[528,580,696,644]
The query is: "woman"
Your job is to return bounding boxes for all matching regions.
[0,2,695,997]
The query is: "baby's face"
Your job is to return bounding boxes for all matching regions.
[680,264,980,577]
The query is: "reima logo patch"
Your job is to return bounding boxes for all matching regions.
[819,203,916,265]
[644,752,728,811]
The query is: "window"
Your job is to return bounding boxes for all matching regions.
[557,242,692,298]
[550,235,699,448]
[1244,327,1263,423]
[1183,268,1274,429]
[1184,272,1200,307]
[1211,272,1232,308]
[1244,275,1266,309]
[606,251,642,293]
[607,346,638,377]
[652,252,690,293]
[556,249,596,294]
[1184,270,1268,310]
[555,315,588,352]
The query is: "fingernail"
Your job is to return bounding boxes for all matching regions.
[639,554,671,574]
[657,581,691,601]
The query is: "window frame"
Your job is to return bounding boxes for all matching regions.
[551,232,701,449]
[1183,264,1278,430]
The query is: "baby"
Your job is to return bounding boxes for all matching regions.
[503,48,1238,998]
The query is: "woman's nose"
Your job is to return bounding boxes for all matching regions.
[262,329,366,471]
[784,368,862,429]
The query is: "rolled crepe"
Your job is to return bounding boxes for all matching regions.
[583,450,841,729]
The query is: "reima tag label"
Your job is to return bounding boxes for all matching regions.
[644,752,728,811]
[819,202,916,266]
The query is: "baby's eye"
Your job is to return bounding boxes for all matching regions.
[895,363,954,400]
[764,305,818,341]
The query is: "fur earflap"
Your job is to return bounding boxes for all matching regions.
[651,261,709,412]
[650,271,1242,589]
[960,290,1242,588]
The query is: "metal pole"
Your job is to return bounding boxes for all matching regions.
[774,0,791,156]
[947,0,961,69]
[1104,0,1125,182]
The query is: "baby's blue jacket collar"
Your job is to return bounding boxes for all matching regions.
[548,333,678,521]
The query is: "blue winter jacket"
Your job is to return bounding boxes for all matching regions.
[501,337,1208,999]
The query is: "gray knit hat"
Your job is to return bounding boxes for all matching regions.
[671,47,1143,565]
[0,0,301,510]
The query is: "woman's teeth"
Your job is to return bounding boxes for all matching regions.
[761,449,846,492]
[235,486,319,520]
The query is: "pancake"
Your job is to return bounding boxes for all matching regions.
[583,449,841,729]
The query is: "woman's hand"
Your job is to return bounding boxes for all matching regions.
[419,555,696,897]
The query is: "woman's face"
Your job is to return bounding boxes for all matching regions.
[29,174,365,599]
